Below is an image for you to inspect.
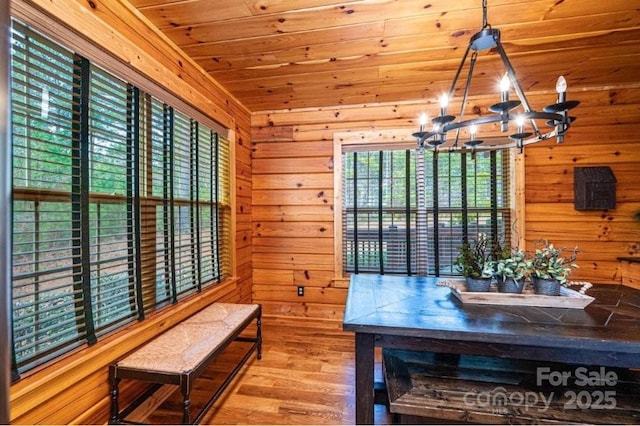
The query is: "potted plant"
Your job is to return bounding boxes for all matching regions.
[531,240,579,295]
[495,249,531,293]
[454,233,501,292]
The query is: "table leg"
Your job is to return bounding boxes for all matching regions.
[355,332,375,424]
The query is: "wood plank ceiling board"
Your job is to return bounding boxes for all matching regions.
[127,0,640,111]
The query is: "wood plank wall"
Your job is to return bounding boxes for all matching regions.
[251,87,640,319]
[524,89,640,283]
[7,1,640,423]
[9,0,252,424]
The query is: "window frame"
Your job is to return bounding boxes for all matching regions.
[9,17,236,377]
[332,129,524,283]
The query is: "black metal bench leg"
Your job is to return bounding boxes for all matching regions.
[180,375,191,425]
[182,397,191,424]
[256,308,262,360]
[109,366,121,424]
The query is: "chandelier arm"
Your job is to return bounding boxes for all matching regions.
[520,111,565,122]
[423,125,568,153]
[493,38,530,111]
[444,114,504,132]
[459,51,478,122]
[447,42,472,99]
[440,128,560,152]
[411,131,438,146]
[493,36,542,136]
[454,51,479,148]
[442,111,564,134]
[521,128,559,145]
[453,130,461,149]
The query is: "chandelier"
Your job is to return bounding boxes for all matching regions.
[412,0,579,153]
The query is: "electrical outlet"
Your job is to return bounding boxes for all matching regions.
[297,286,304,296]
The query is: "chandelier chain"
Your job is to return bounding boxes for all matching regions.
[482,0,489,28]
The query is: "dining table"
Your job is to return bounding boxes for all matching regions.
[342,273,640,424]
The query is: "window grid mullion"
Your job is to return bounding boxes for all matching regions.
[416,151,428,276]
[353,152,359,274]
[491,150,499,245]
[158,101,171,303]
[432,154,440,276]
[166,107,177,303]
[461,152,468,244]
[377,151,383,274]
[129,86,144,320]
[74,55,96,345]
[404,150,412,276]
[191,120,201,291]
[213,132,221,282]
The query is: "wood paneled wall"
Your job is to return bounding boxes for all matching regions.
[9,0,251,423]
[7,0,640,423]
[251,87,640,318]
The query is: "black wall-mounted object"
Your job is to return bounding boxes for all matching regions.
[574,166,617,210]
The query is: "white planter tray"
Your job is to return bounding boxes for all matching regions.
[438,279,594,309]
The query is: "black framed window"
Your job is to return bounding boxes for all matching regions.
[10,20,232,376]
[342,148,510,276]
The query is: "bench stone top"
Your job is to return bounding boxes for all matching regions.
[115,303,259,375]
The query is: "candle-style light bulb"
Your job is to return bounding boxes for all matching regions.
[555,76,568,143]
[470,125,477,141]
[556,76,567,93]
[556,76,567,103]
[440,94,449,108]
[432,122,443,145]
[500,74,510,102]
[516,115,525,133]
[419,113,428,132]
[515,115,526,153]
[440,94,449,116]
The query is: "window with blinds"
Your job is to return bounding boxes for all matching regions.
[342,148,510,277]
[147,97,173,307]
[87,65,137,335]
[11,23,82,370]
[10,20,232,376]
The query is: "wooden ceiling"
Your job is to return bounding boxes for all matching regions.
[128,0,640,112]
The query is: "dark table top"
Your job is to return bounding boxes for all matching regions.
[343,274,640,360]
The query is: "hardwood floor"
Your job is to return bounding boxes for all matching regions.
[142,315,392,424]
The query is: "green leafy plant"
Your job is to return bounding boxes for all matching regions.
[495,249,532,281]
[455,233,505,278]
[531,240,579,285]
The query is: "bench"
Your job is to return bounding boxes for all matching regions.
[109,303,262,424]
[382,348,640,424]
